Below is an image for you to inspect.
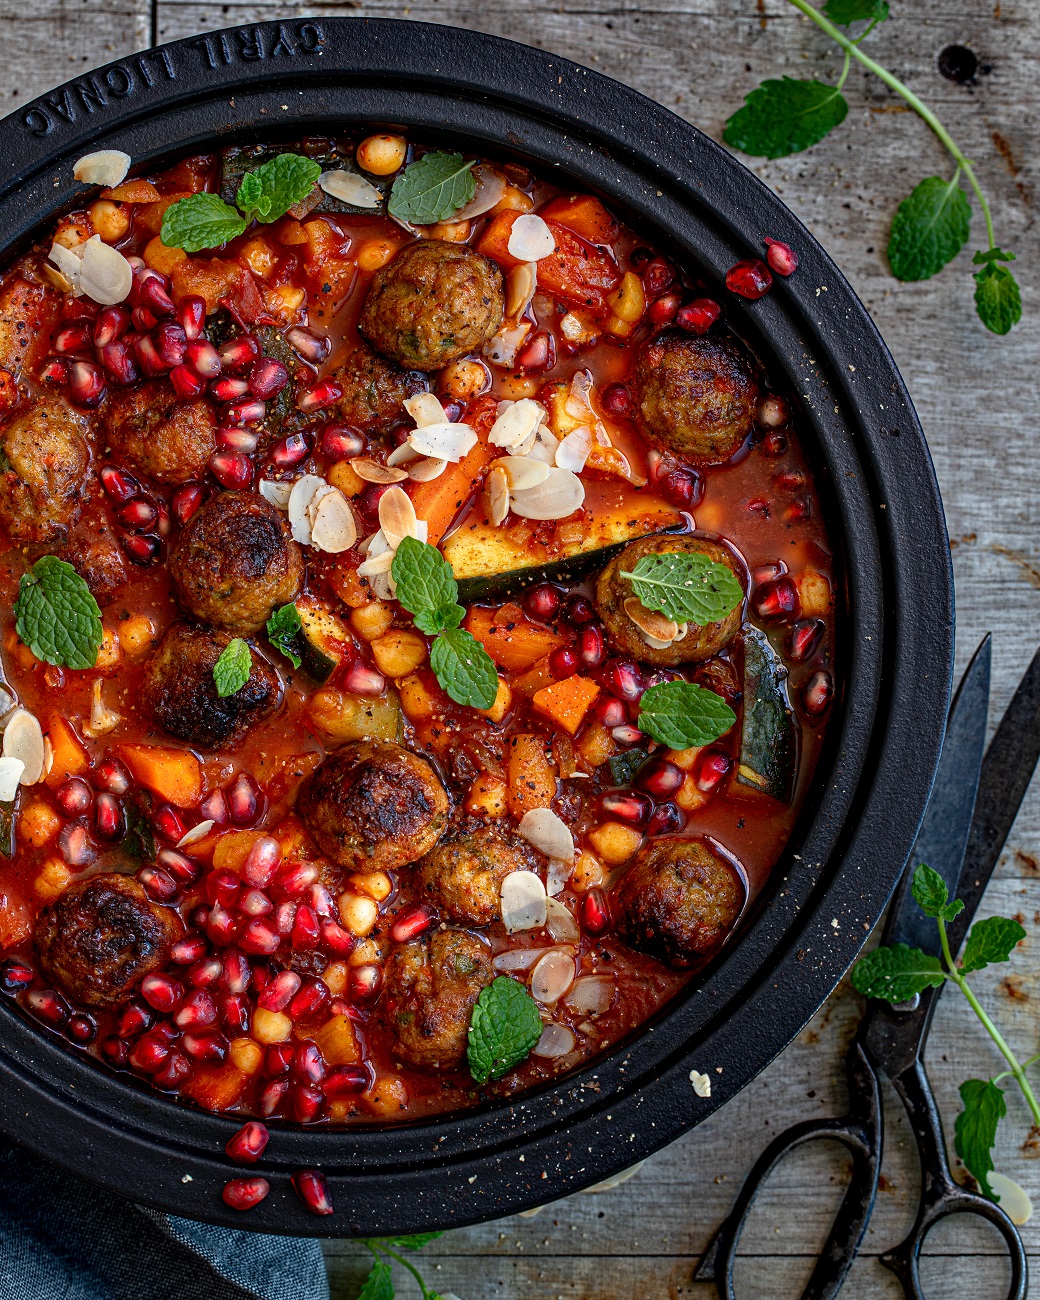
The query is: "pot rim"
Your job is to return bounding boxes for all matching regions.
[0,17,953,1235]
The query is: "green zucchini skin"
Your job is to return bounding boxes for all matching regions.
[455,524,687,605]
[295,601,350,684]
[736,627,796,804]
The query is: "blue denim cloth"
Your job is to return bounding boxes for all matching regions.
[0,1140,329,1300]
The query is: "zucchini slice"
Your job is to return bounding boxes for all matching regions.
[735,627,796,804]
[295,597,353,684]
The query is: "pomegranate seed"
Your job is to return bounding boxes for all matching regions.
[565,596,596,625]
[249,357,289,400]
[515,330,556,372]
[522,584,560,624]
[582,888,610,936]
[803,670,833,716]
[53,323,92,355]
[611,724,644,747]
[122,533,163,567]
[132,305,159,333]
[637,759,684,798]
[239,919,281,956]
[292,1168,333,1215]
[593,696,629,728]
[321,921,355,957]
[600,660,644,702]
[726,259,773,300]
[349,964,381,1001]
[152,1050,192,1090]
[356,482,392,524]
[576,624,605,670]
[260,1077,290,1117]
[210,376,250,402]
[157,847,200,884]
[140,972,183,1013]
[238,887,273,918]
[289,978,329,1020]
[646,801,685,836]
[171,482,205,526]
[39,357,69,387]
[187,958,222,988]
[197,788,229,825]
[270,432,310,469]
[752,576,800,624]
[206,904,239,947]
[275,903,297,939]
[225,399,266,426]
[226,1121,269,1165]
[128,1032,170,1073]
[169,363,204,401]
[117,1002,153,1039]
[153,804,189,843]
[216,426,259,455]
[100,1036,129,1067]
[390,904,434,944]
[695,748,732,795]
[676,298,721,334]
[182,1029,228,1062]
[177,295,206,340]
[171,935,211,965]
[342,660,386,697]
[648,292,680,327]
[93,305,131,348]
[265,1043,294,1077]
[66,1012,97,1044]
[221,950,251,994]
[290,1083,325,1123]
[138,865,179,902]
[55,776,92,817]
[220,335,261,373]
[763,237,798,276]
[219,992,251,1035]
[259,970,302,1012]
[271,861,319,899]
[209,451,254,491]
[66,361,106,408]
[99,465,140,505]
[788,618,825,663]
[139,276,176,318]
[288,905,320,950]
[134,333,173,377]
[114,499,157,533]
[309,882,336,919]
[185,339,222,379]
[599,790,653,827]
[600,382,633,417]
[174,989,217,1029]
[661,467,704,510]
[0,959,33,993]
[324,1064,369,1098]
[206,870,241,908]
[320,425,366,459]
[58,822,96,867]
[297,378,342,413]
[642,256,675,294]
[549,645,578,680]
[154,321,187,367]
[285,325,331,364]
[293,1041,326,1085]
[223,1176,271,1211]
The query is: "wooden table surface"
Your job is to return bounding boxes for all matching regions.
[4,2,1037,1294]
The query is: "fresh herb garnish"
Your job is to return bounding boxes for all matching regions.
[852,864,1035,1201]
[636,680,736,749]
[14,555,102,670]
[388,151,476,226]
[620,552,743,627]
[391,537,498,710]
[161,153,322,252]
[608,747,650,787]
[213,638,252,698]
[356,1232,445,1300]
[266,602,303,669]
[468,975,543,1085]
[725,0,1021,335]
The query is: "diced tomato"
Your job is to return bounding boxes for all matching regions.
[477,212,621,310]
[303,218,356,323]
[539,194,619,245]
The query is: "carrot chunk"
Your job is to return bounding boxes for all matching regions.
[100,179,161,204]
[44,715,90,788]
[465,605,563,673]
[118,743,203,807]
[507,733,557,817]
[539,194,619,245]
[532,676,601,735]
[182,1062,247,1111]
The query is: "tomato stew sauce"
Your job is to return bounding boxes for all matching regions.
[0,134,835,1125]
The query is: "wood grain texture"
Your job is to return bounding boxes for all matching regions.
[4,2,1040,1294]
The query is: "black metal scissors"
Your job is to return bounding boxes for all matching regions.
[695,637,1040,1300]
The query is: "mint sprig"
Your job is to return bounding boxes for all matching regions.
[724,77,848,160]
[213,638,252,698]
[388,152,476,225]
[973,250,1022,337]
[888,176,972,282]
[356,1232,445,1300]
[161,193,247,253]
[14,555,102,670]
[468,975,543,1084]
[955,1080,1006,1201]
[266,602,303,669]
[390,537,497,710]
[620,551,743,627]
[636,681,736,749]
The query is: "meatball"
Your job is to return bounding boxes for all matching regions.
[382,928,493,1071]
[614,838,745,969]
[101,378,217,484]
[143,622,280,749]
[359,240,504,371]
[169,490,303,634]
[595,534,743,665]
[35,873,184,1008]
[632,330,758,464]
[0,397,88,544]
[298,739,450,872]
[416,827,530,926]
[63,511,128,607]
[331,344,427,434]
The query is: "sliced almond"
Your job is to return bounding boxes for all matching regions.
[310,490,359,553]
[48,241,85,288]
[178,819,215,848]
[3,708,44,784]
[77,236,133,306]
[378,485,418,545]
[453,165,508,220]
[566,370,596,419]
[84,680,121,740]
[73,150,131,187]
[506,261,538,318]
[642,632,680,651]
[498,456,550,492]
[545,897,580,943]
[531,949,575,1004]
[407,456,448,483]
[546,857,573,897]
[486,465,510,526]
[356,549,395,578]
[404,392,448,428]
[509,467,585,521]
[566,975,615,1017]
[287,474,327,544]
[623,596,681,643]
[501,869,548,933]
[0,756,23,801]
[518,807,575,861]
[508,213,556,261]
[407,421,477,462]
[525,425,560,466]
[488,398,545,449]
[531,1022,575,1059]
[350,458,408,485]
[386,442,421,468]
[319,169,382,208]
[492,947,549,972]
[555,426,593,473]
[41,263,73,293]
[306,481,337,527]
[259,479,293,510]
[483,321,532,368]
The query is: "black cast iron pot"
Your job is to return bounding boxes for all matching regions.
[0,18,953,1235]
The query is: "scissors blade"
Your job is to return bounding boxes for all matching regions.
[883,635,991,953]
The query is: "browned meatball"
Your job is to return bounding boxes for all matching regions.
[331,344,427,434]
[632,330,758,464]
[35,873,184,1008]
[298,739,450,871]
[595,534,743,666]
[169,491,303,634]
[416,827,530,926]
[63,511,127,607]
[143,622,280,750]
[614,838,745,969]
[0,397,88,544]
[101,378,216,485]
[359,240,504,371]
[382,928,493,1071]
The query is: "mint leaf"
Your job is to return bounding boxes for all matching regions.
[14,555,102,670]
[824,0,889,23]
[724,78,848,160]
[888,176,972,281]
[955,1079,1006,1200]
[910,863,963,922]
[213,638,252,698]
[236,153,321,224]
[391,536,463,635]
[960,916,1026,974]
[161,193,248,253]
[388,152,476,225]
[620,551,743,627]
[266,602,302,669]
[637,681,736,749]
[430,628,498,710]
[356,1259,394,1300]
[382,1232,443,1250]
[973,260,1022,335]
[468,975,543,1084]
[850,942,946,1002]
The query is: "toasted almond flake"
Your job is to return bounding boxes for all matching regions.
[508,213,556,261]
[506,262,538,318]
[350,457,408,484]
[492,948,550,972]
[48,241,85,287]
[357,549,395,578]
[555,426,593,473]
[404,392,448,428]
[594,421,613,448]
[486,465,510,527]
[525,425,560,465]
[408,456,448,483]
[453,165,508,220]
[407,421,477,462]
[319,169,382,208]
[500,869,548,933]
[566,975,615,1016]
[988,1173,1033,1225]
[498,456,550,492]
[42,264,74,293]
[0,690,18,729]
[488,398,545,449]
[306,481,337,527]
[287,474,327,544]
[545,897,580,943]
[3,708,44,784]
[73,150,132,187]
[178,819,215,848]
[378,485,418,544]
[567,370,595,417]
[624,596,681,643]
[0,757,24,801]
[545,857,572,897]
[483,321,532,368]
[531,1022,575,1059]
[509,467,585,521]
[518,807,575,861]
[386,442,421,468]
[560,312,598,345]
[689,1069,712,1098]
[311,489,359,553]
[259,479,293,510]
[76,235,133,306]
[363,528,390,556]
[531,949,575,1004]
[84,681,121,740]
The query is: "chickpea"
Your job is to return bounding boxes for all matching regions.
[498,375,539,400]
[356,238,398,273]
[94,626,121,674]
[118,613,157,659]
[356,134,407,176]
[19,801,62,849]
[490,184,534,215]
[323,961,350,994]
[52,217,91,250]
[329,460,366,498]
[228,1037,263,1074]
[424,219,471,243]
[348,938,386,968]
[350,871,393,902]
[338,891,379,937]
[438,358,490,402]
[89,200,130,245]
[34,857,71,901]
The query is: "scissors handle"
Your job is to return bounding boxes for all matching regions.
[879,1057,1027,1300]
[694,1038,881,1300]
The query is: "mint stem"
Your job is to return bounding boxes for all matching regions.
[381,1246,436,1299]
